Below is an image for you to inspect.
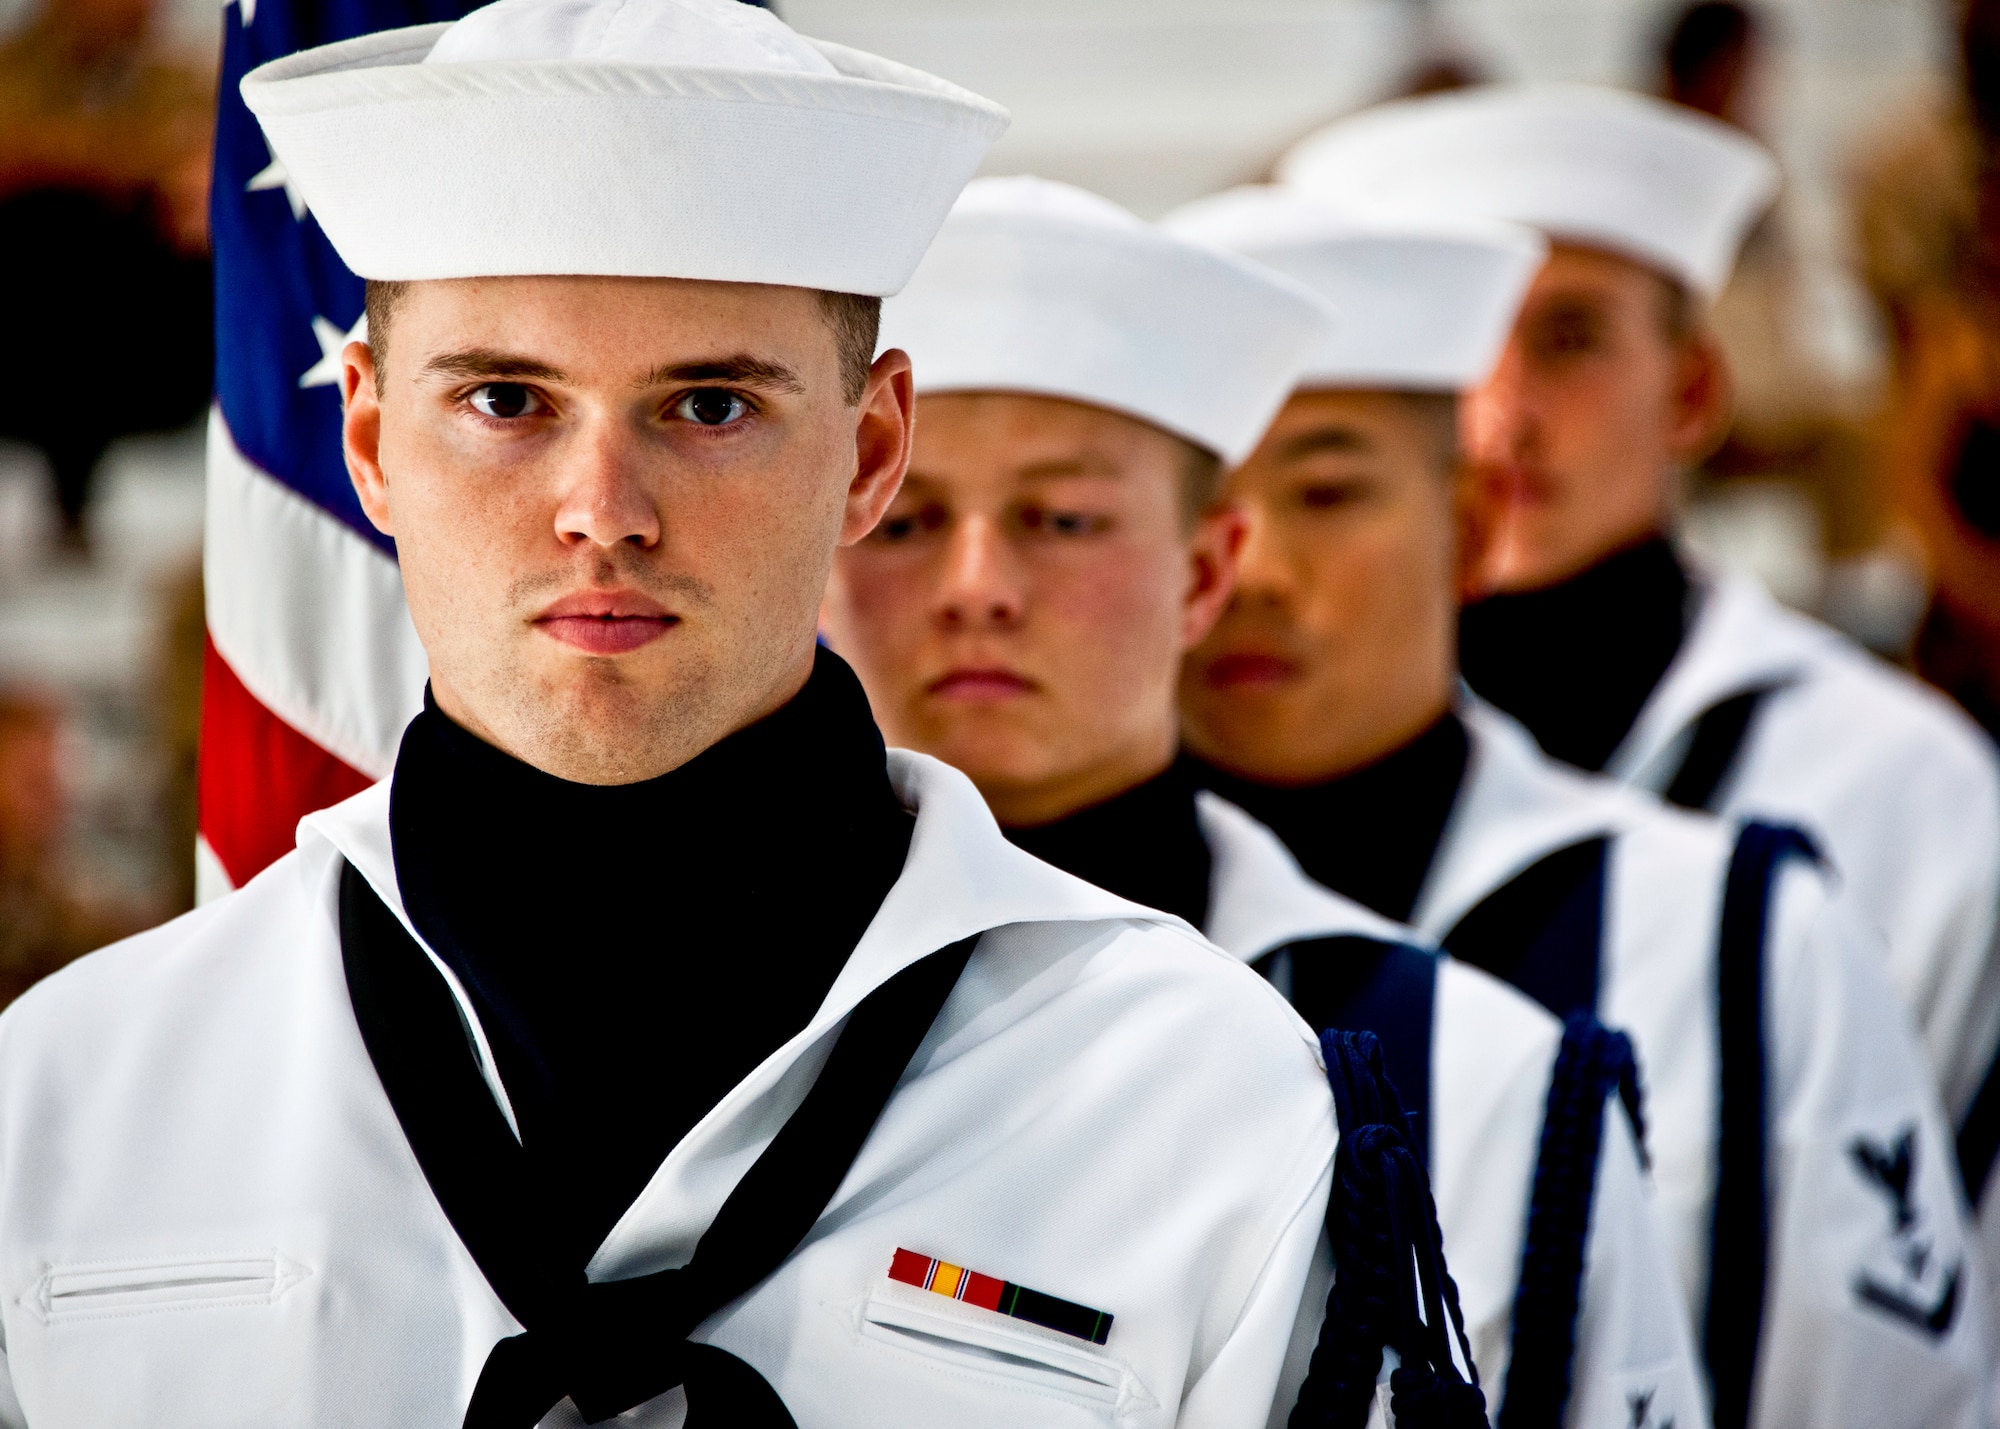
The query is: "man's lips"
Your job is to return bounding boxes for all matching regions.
[1202,652,1301,688]
[533,592,677,655]
[927,668,1037,702]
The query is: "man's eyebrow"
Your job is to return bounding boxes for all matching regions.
[1533,292,1610,320]
[642,356,806,393]
[1017,455,1122,481]
[1279,426,1373,460]
[419,349,570,384]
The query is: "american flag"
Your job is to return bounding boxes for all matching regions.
[198,0,483,897]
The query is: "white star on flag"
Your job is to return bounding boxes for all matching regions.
[299,314,369,390]
[239,0,255,25]
[246,154,307,221]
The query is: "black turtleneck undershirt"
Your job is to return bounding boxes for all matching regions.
[1186,713,1470,926]
[1001,759,1213,930]
[1457,535,1692,773]
[388,646,914,1269]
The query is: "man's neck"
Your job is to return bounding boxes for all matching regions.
[1188,711,1470,925]
[1458,535,1690,772]
[1000,757,1213,929]
[980,727,1177,829]
[1186,683,1453,791]
[1302,694,1456,788]
[388,646,914,1267]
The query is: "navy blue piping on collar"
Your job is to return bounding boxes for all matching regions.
[1705,822,1820,1429]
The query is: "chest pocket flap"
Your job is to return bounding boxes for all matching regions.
[854,1281,1154,1417]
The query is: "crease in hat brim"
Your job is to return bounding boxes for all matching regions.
[243,26,1009,133]
[241,23,1010,290]
[886,216,1339,464]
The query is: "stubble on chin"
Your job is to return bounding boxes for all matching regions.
[437,558,730,784]
[498,647,723,785]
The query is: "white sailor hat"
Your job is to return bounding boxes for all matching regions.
[240,0,1009,293]
[1276,84,1778,298]
[1163,185,1546,393]
[877,176,1338,465]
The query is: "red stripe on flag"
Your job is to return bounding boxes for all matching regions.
[198,635,375,889]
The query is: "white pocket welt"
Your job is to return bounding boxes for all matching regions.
[855,1282,1154,1414]
[22,1254,310,1325]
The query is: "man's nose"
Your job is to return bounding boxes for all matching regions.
[552,421,662,550]
[1463,341,1535,467]
[1226,505,1296,609]
[934,516,1026,629]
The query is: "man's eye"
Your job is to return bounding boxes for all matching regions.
[1017,506,1107,536]
[469,383,542,419]
[872,504,947,542]
[1300,482,1358,509]
[1533,311,1603,356]
[675,389,751,427]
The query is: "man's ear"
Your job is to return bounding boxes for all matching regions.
[1183,502,1248,650]
[342,341,395,538]
[839,348,916,546]
[1666,327,1734,467]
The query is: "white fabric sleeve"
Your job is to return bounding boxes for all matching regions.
[1183,1158,1332,1429]
[0,1346,24,1429]
[1755,863,1991,1429]
[1565,1105,1711,1429]
[1826,706,2000,1124]
[1267,1231,1333,1429]
[1926,882,2000,1129]
[1719,652,2000,1120]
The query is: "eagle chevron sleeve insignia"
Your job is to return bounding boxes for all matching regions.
[1847,1124,1965,1340]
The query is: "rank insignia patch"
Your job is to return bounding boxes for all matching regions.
[1847,1123,1965,1340]
[887,1248,1113,1345]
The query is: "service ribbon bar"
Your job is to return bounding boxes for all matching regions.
[887,1248,1112,1346]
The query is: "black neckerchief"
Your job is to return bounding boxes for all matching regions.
[388,646,913,1271]
[1457,535,1692,773]
[341,864,977,1428]
[1186,713,1469,925]
[1001,758,1213,929]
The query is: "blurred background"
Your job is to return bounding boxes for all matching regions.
[0,0,1993,996]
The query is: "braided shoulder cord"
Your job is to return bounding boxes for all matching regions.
[1292,1031,1490,1429]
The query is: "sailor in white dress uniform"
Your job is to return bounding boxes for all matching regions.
[1202,799,1703,1429]
[0,4,1356,1425]
[823,175,1706,1429]
[1169,182,1991,1429]
[0,754,1339,1429]
[1278,82,2000,1156]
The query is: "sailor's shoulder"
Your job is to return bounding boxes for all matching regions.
[927,911,1336,1211]
[1519,737,1737,866]
[1613,784,1734,852]
[0,844,335,1072]
[1432,955,1566,1152]
[1769,636,2000,791]
[1436,953,1560,1055]
[889,752,1326,1063]
[979,908,1324,1063]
